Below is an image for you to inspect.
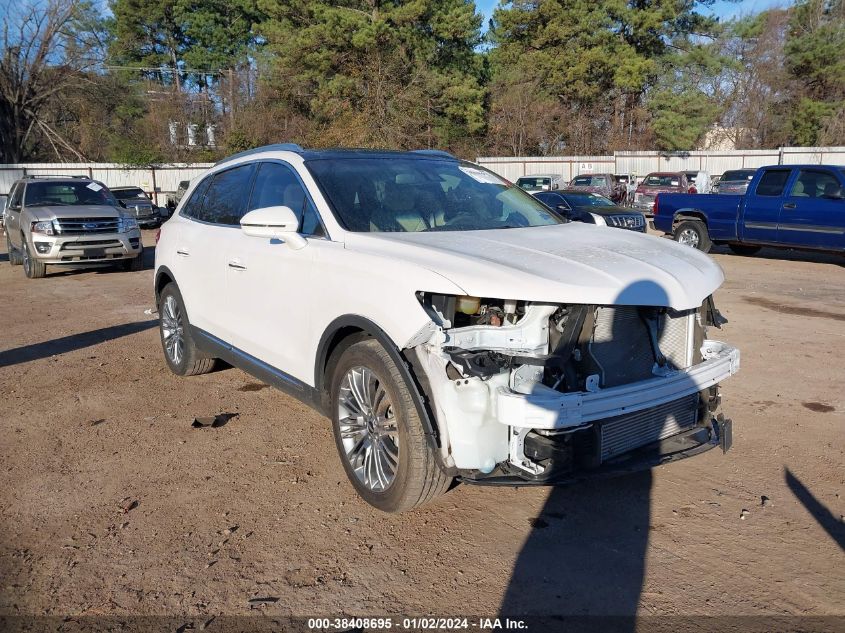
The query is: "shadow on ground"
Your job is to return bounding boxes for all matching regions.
[500,472,652,628]
[0,320,157,368]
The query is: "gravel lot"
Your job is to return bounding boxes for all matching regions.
[0,231,843,628]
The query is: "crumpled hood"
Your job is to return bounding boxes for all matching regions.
[343,223,724,310]
[28,204,121,222]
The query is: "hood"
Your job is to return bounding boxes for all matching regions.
[28,204,122,222]
[343,224,723,311]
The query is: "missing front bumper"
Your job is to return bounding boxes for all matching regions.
[460,422,726,486]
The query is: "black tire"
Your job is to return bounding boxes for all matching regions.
[7,232,22,266]
[22,236,47,278]
[123,246,144,271]
[329,338,452,512]
[673,219,712,253]
[158,283,216,376]
[728,243,761,256]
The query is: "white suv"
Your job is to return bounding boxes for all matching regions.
[154,145,739,512]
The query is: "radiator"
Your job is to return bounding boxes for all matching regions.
[599,393,699,461]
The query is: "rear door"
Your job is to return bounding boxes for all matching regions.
[740,168,791,244]
[778,168,845,250]
[176,163,256,340]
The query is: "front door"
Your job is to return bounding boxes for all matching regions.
[225,160,329,384]
[778,168,845,251]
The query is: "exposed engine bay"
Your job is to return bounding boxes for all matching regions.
[410,292,738,482]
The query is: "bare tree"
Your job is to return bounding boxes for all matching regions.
[0,0,103,162]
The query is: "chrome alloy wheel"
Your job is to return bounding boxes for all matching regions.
[337,366,399,492]
[677,227,700,248]
[161,294,185,365]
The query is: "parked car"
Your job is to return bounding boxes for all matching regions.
[712,169,756,195]
[533,190,646,232]
[632,172,691,216]
[111,186,162,228]
[652,164,845,255]
[0,194,7,231]
[4,176,142,278]
[567,173,618,201]
[155,144,738,512]
[515,174,565,192]
[166,180,191,210]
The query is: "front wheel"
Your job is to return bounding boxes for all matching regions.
[330,339,452,512]
[7,232,22,266]
[673,219,711,252]
[123,246,144,271]
[22,236,47,278]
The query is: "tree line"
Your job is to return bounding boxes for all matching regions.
[1,0,843,164]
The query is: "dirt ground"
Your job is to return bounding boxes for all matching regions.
[0,230,843,629]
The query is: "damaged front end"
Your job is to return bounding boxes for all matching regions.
[411,293,739,484]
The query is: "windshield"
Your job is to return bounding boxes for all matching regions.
[113,187,148,200]
[516,177,552,191]
[24,181,117,207]
[561,192,615,207]
[307,158,564,233]
[722,170,756,182]
[643,174,681,187]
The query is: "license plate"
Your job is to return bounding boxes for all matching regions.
[85,248,106,258]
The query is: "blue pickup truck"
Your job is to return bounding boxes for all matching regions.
[652,164,845,255]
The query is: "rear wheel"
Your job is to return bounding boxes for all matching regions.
[673,219,711,252]
[330,339,451,512]
[22,236,46,278]
[158,283,216,376]
[728,243,761,256]
[7,232,22,266]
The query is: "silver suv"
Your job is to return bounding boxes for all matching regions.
[4,176,143,278]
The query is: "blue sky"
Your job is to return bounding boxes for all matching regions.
[475,0,791,30]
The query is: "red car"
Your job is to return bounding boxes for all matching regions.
[568,173,623,202]
[632,172,692,216]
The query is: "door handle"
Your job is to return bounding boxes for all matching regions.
[176,248,190,257]
[228,260,247,271]
[783,203,796,210]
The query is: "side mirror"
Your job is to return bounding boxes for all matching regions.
[556,204,572,218]
[118,200,127,208]
[240,205,307,249]
[824,186,844,200]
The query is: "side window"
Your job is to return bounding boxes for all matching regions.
[203,164,256,225]
[755,170,790,197]
[8,183,23,209]
[248,162,325,237]
[790,170,840,199]
[180,177,212,220]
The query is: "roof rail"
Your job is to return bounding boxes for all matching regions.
[214,143,304,166]
[25,174,89,179]
[410,149,457,159]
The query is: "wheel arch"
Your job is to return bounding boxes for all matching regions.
[154,266,176,305]
[314,315,445,455]
[673,209,708,227]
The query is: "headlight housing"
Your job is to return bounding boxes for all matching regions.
[31,220,57,236]
[118,216,138,232]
